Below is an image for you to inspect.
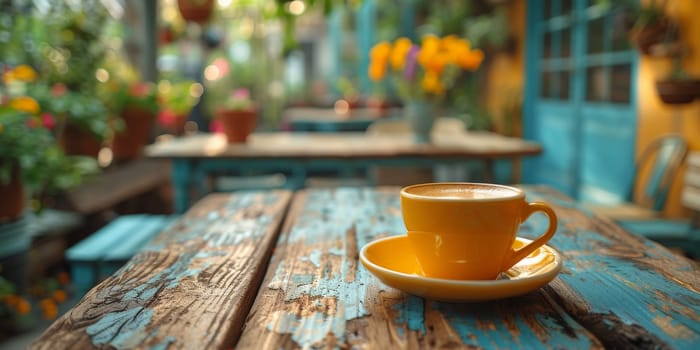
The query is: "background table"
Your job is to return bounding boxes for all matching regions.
[282,107,397,132]
[32,186,700,349]
[146,132,542,213]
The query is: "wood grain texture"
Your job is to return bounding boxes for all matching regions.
[521,185,700,349]
[236,188,600,349]
[31,190,292,350]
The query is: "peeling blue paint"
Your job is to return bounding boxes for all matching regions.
[392,295,425,336]
[87,307,154,349]
[267,311,347,347]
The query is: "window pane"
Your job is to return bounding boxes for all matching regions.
[559,71,570,100]
[587,17,605,53]
[540,71,554,98]
[561,28,571,57]
[586,66,607,102]
[544,0,554,19]
[543,31,553,59]
[610,64,631,103]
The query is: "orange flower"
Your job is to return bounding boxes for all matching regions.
[457,49,485,71]
[53,290,68,303]
[10,96,40,114]
[4,294,21,307]
[370,41,391,62]
[16,298,31,315]
[389,37,413,70]
[40,298,58,320]
[368,62,387,82]
[421,71,444,94]
[13,64,37,82]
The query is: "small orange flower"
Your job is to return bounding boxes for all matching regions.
[10,96,40,114]
[390,37,412,70]
[13,64,38,82]
[4,294,21,307]
[457,49,485,71]
[40,298,58,320]
[53,290,68,303]
[16,298,31,315]
[421,71,444,94]
[368,62,387,82]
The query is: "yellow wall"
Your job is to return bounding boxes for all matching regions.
[638,0,700,218]
[487,1,699,218]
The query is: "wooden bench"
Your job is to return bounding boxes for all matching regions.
[65,214,177,296]
[619,151,700,256]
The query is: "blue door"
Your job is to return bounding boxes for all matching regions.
[524,0,638,203]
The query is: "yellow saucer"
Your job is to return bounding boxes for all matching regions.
[360,235,562,302]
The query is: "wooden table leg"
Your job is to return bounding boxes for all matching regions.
[172,160,192,214]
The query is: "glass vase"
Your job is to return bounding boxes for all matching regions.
[404,101,436,144]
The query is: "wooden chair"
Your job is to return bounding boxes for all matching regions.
[617,151,700,257]
[586,134,688,220]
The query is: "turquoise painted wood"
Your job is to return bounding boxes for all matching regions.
[237,188,599,348]
[32,187,700,349]
[32,191,292,349]
[66,215,175,297]
[524,0,638,202]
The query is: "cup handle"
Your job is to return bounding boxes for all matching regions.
[501,202,558,272]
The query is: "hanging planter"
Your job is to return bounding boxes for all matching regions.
[177,0,215,24]
[655,79,700,105]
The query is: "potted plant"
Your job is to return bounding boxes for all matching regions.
[29,83,109,158]
[627,0,678,55]
[655,55,700,105]
[368,35,485,143]
[214,88,257,143]
[157,80,201,136]
[177,0,215,24]
[110,81,159,160]
[1,65,97,222]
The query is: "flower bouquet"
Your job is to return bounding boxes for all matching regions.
[368,35,484,142]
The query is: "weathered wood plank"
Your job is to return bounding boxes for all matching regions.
[522,185,700,349]
[236,187,600,349]
[31,190,292,350]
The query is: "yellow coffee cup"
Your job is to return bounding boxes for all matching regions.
[401,183,558,280]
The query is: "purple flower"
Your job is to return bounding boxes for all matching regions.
[403,45,420,81]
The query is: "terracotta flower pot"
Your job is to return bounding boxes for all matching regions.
[0,161,25,223]
[177,0,214,23]
[58,122,102,158]
[111,107,155,160]
[216,109,257,143]
[655,79,700,105]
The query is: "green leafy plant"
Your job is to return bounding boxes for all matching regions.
[0,65,97,196]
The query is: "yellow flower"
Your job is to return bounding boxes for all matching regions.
[425,51,450,75]
[16,298,31,315]
[390,37,413,70]
[417,35,441,68]
[421,71,444,94]
[368,62,387,81]
[40,298,58,320]
[370,41,391,62]
[10,96,40,114]
[12,64,37,82]
[53,290,68,303]
[457,49,485,71]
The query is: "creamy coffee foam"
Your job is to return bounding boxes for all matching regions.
[405,183,520,200]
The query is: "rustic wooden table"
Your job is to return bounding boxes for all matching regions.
[32,186,700,349]
[145,132,542,213]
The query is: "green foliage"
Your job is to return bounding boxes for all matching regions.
[29,83,109,140]
[159,80,201,116]
[0,109,96,194]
